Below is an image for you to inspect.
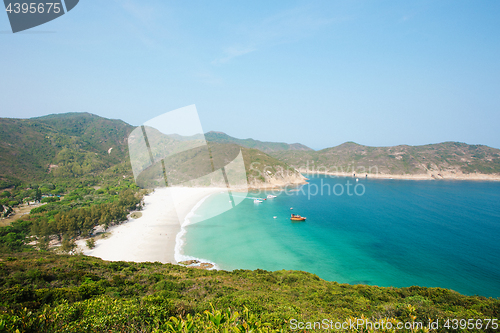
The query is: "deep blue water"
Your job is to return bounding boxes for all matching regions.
[184,175,500,298]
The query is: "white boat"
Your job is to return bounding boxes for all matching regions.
[267,194,277,199]
[254,199,263,203]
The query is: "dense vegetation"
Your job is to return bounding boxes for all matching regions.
[241,147,303,185]
[0,252,498,332]
[0,113,133,183]
[0,114,303,191]
[0,167,145,251]
[271,141,500,176]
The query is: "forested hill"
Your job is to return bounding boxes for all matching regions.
[270,141,500,177]
[0,113,304,188]
[0,113,133,186]
[205,131,313,153]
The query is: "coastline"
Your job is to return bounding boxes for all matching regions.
[299,169,500,181]
[174,193,220,269]
[78,180,306,267]
[80,187,225,264]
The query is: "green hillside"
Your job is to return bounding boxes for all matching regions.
[0,113,133,185]
[0,114,301,190]
[205,131,313,153]
[133,141,302,188]
[271,141,500,176]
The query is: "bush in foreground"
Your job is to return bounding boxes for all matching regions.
[0,252,498,332]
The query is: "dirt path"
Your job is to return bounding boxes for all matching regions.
[0,203,44,226]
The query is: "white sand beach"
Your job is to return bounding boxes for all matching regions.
[79,187,226,264]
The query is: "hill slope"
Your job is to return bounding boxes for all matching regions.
[205,131,313,153]
[0,113,133,185]
[271,141,500,180]
[0,113,305,188]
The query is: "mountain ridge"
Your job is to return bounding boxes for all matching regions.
[204,131,313,153]
[2,112,500,185]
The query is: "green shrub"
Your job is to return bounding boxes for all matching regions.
[41,197,60,203]
[86,238,95,249]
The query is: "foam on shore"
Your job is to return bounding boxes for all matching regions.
[174,192,220,269]
[80,187,224,265]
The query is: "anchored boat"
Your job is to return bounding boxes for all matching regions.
[290,214,306,221]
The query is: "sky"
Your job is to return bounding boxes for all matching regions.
[1,0,499,150]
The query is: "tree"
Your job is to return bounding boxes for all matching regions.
[38,236,49,251]
[35,188,42,203]
[60,235,76,253]
[86,238,96,249]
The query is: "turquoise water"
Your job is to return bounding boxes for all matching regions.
[184,175,500,298]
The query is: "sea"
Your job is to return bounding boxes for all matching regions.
[182,174,500,298]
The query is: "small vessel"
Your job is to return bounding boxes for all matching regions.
[290,207,293,210]
[254,199,263,203]
[273,216,277,219]
[267,194,277,199]
[356,178,359,182]
[290,214,306,221]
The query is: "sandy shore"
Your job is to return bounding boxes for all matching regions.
[79,187,226,264]
[300,170,500,181]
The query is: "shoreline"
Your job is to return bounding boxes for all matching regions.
[299,169,500,181]
[79,187,226,265]
[174,192,220,269]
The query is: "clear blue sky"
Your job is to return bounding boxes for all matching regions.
[1,0,499,150]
